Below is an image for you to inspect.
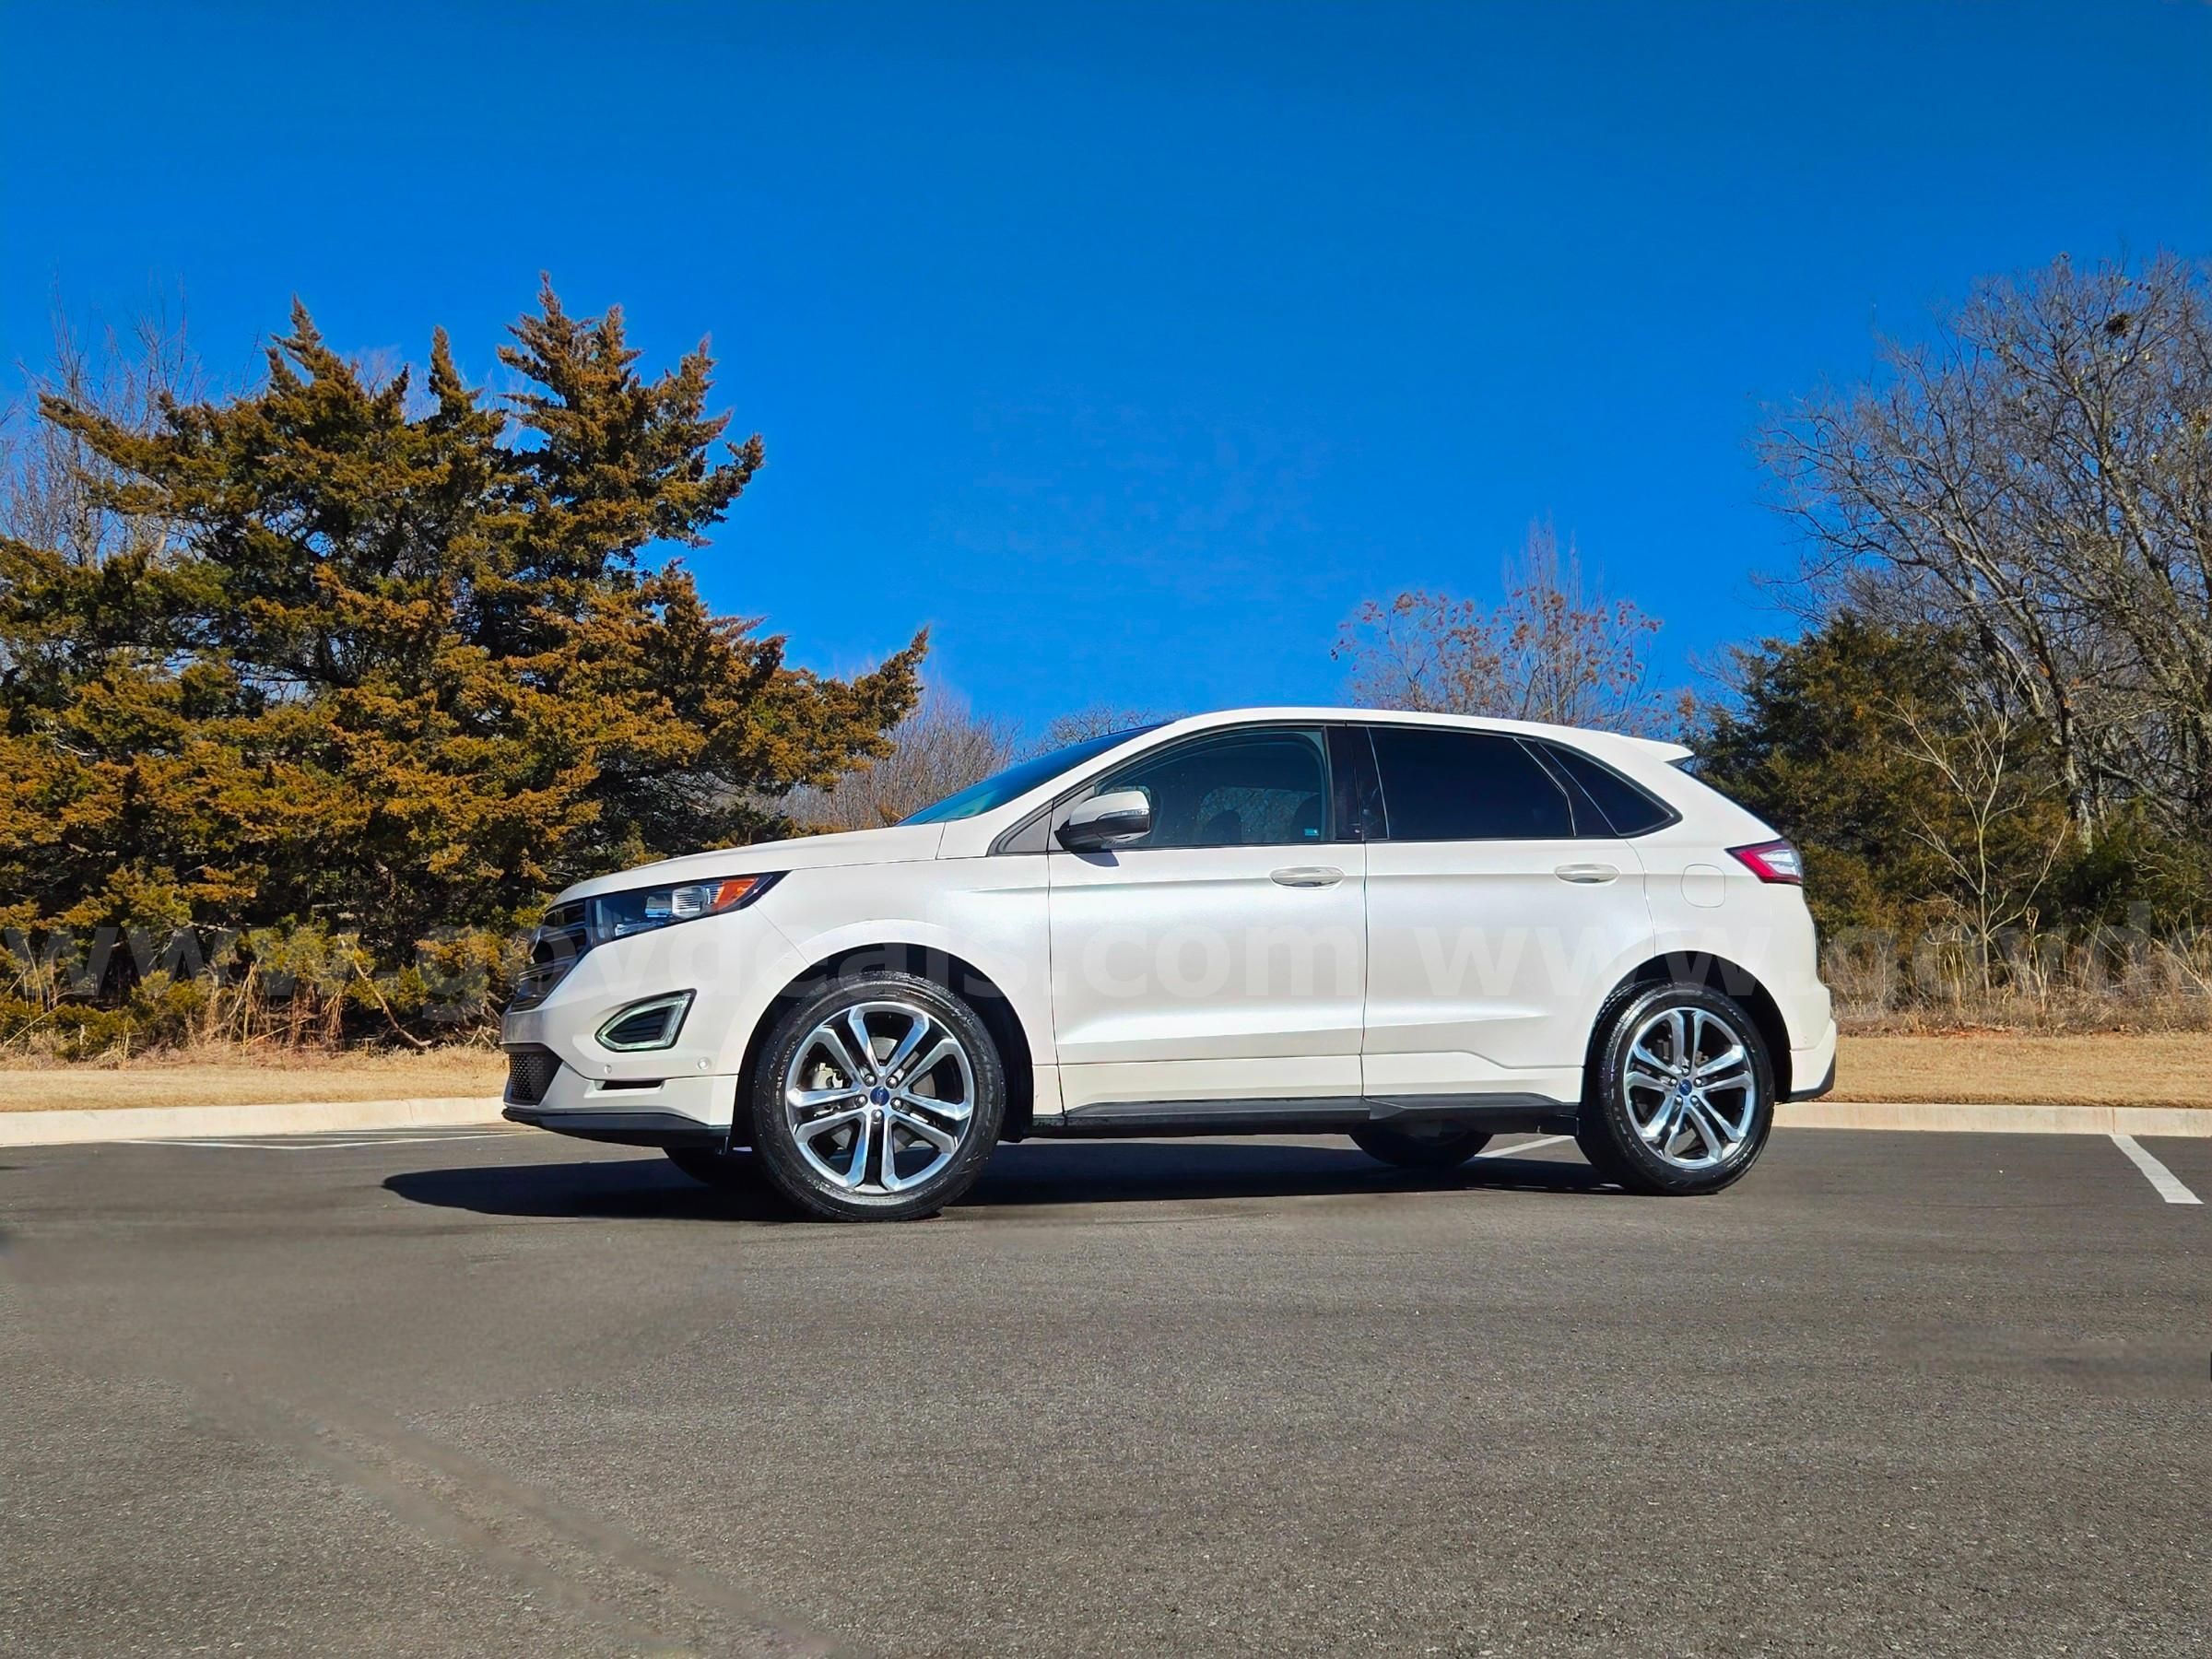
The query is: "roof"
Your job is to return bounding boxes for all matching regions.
[1137,706,1694,762]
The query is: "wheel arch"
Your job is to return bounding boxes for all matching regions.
[1592,951,1794,1100]
[734,943,1039,1145]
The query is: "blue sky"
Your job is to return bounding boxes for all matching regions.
[4,1,2206,732]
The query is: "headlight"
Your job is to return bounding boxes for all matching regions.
[586,872,782,942]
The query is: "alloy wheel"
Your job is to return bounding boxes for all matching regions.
[782,999,976,1194]
[1620,1005,1759,1170]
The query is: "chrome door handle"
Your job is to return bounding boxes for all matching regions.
[1270,865,1345,888]
[1553,862,1619,884]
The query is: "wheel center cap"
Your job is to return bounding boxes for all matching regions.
[869,1085,890,1106]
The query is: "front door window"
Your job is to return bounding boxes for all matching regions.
[1093,727,1331,849]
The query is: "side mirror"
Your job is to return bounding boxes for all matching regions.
[1056,788,1152,852]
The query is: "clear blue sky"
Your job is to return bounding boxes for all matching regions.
[4,1,2206,731]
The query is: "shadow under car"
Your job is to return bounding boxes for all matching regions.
[382,1138,1606,1222]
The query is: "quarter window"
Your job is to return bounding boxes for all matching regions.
[1367,725,1574,841]
[1537,741,1676,837]
[1093,727,1331,849]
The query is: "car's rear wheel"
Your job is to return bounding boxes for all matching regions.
[748,970,1005,1221]
[664,1146,753,1188]
[1349,1122,1493,1170]
[1577,982,1774,1195]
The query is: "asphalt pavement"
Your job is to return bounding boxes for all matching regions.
[2,1124,2206,1656]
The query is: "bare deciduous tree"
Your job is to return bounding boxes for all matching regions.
[1759,251,2212,843]
[1334,520,1683,736]
[1035,704,1167,751]
[2,296,204,566]
[1880,689,2073,991]
[787,688,1021,830]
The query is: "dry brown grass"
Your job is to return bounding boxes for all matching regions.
[1823,931,2212,1035]
[1834,1030,2212,1109]
[0,1047,505,1112]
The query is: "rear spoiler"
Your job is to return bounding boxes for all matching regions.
[1522,724,1695,769]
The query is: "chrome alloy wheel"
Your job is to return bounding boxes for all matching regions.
[782,999,976,1194]
[1620,1005,1759,1171]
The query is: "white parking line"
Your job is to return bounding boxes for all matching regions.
[2110,1134,2203,1206]
[1476,1134,1573,1159]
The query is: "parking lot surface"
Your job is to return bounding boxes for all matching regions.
[2,1125,2206,1656]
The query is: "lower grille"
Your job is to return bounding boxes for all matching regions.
[504,1046,562,1105]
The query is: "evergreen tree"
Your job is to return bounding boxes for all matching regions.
[1693,615,1967,939]
[0,283,923,1041]
[1694,614,2110,945]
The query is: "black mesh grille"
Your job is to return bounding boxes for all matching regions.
[509,900,591,1010]
[504,1046,562,1105]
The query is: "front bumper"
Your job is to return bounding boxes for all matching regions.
[501,1045,735,1146]
[502,1100,727,1147]
[497,906,802,1135]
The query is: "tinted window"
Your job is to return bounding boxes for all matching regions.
[1368,726,1573,841]
[1096,727,1330,848]
[1540,742,1675,836]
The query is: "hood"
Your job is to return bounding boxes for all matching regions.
[556,821,947,903]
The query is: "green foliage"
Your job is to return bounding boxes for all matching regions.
[1694,613,2211,946]
[2042,806,2212,931]
[1696,613,1973,937]
[0,283,923,1047]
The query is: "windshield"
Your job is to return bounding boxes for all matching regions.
[900,726,1162,825]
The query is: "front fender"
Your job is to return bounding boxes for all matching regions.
[710,860,1055,1076]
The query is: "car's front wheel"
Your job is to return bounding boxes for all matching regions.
[1349,1122,1493,1170]
[749,970,1005,1221]
[1577,982,1774,1195]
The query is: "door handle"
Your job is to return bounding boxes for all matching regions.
[1553,862,1619,885]
[1270,865,1345,888]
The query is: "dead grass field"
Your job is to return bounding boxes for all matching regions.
[5,1031,2207,1112]
[0,1048,505,1112]
[1833,1030,2212,1109]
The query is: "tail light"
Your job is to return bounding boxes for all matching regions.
[1728,839,1804,885]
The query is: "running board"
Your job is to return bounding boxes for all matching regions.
[1038,1094,1578,1140]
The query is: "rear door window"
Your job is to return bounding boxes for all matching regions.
[1366,725,1574,841]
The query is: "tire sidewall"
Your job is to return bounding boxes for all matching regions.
[749,971,1006,1221]
[1588,983,1775,1195]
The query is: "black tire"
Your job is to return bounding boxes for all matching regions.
[1575,981,1775,1195]
[664,1145,754,1188]
[748,969,1005,1222]
[1349,1123,1493,1170]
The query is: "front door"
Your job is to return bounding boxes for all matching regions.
[1047,724,1367,1112]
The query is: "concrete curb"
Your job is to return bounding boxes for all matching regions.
[1780,1100,2212,1137]
[0,1095,504,1148]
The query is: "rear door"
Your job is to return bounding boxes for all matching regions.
[1358,724,1654,1104]
[1047,724,1367,1112]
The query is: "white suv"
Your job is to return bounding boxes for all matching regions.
[501,708,1836,1219]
